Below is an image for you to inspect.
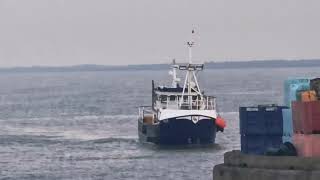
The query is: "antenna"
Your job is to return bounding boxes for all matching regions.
[187,30,195,64]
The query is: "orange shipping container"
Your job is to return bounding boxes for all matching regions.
[293,134,320,157]
[299,90,317,102]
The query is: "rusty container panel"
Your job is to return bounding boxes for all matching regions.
[292,101,320,134]
[292,102,303,134]
[293,134,320,157]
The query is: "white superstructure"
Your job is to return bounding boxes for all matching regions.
[144,30,218,123]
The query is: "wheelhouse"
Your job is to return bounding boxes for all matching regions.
[154,90,216,110]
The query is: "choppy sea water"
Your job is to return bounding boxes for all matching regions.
[0,67,319,180]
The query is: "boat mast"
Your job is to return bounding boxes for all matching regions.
[179,30,203,109]
[188,30,195,64]
[187,30,195,105]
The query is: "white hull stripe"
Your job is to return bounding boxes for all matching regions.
[158,109,218,120]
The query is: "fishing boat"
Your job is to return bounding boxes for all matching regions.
[138,31,226,145]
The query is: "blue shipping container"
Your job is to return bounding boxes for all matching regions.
[241,135,283,155]
[284,78,310,107]
[282,135,292,143]
[239,105,287,135]
[282,108,293,136]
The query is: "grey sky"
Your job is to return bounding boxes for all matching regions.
[0,0,319,67]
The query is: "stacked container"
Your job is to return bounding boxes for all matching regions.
[282,108,293,143]
[310,78,320,97]
[282,78,310,143]
[240,105,287,155]
[291,78,320,157]
[284,78,310,107]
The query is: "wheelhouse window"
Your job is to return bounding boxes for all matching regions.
[160,95,167,103]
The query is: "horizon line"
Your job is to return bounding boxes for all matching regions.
[1,58,320,69]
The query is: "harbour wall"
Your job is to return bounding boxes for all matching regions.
[213,150,320,180]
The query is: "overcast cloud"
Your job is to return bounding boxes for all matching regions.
[0,0,319,67]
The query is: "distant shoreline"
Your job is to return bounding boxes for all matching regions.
[0,59,320,73]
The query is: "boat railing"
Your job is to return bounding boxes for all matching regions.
[138,106,153,119]
[138,106,157,124]
[157,95,216,110]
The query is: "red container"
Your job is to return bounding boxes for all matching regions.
[293,134,320,157]
[292,102,303,133]
[292,101,320,134]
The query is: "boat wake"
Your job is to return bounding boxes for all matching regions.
[89,137,138,144]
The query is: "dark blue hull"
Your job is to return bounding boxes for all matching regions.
[138,118,216,145]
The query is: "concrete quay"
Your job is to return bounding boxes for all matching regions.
[213,150,320,180]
